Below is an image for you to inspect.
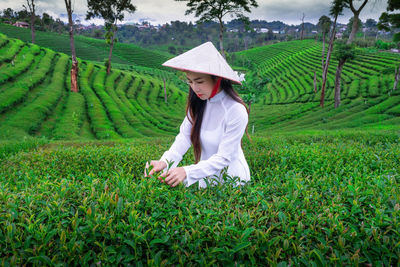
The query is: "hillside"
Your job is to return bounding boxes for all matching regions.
[1,32,400,140]
[0,23,173,71]
[234,39,400,132]
[0,33,187,140]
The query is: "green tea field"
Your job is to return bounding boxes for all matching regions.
[0,23,173,71]
[0,29,399,266]
[234,39,400,133]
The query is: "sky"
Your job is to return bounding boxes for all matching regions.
[0,0,388,26]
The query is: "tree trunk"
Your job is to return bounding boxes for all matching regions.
[334,58,346,108]
[300,13,305,40]
[163,78,167,103]
[347,0,368,45]
[71,62,78,92]
[347,13,360,45]
[219,18,226,59]
[320,16,338,108]
[26,0,36,44]
[394,64,400,91]
[66,0,79,92]
[30,12,35,44]
[322,32,325,71]
[107,26,116,75]
[314,70,317,93]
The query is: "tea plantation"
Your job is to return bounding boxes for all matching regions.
[0,23,173,71]
[0,31,399,266]
[234,39,400,133]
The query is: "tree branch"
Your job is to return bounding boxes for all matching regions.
[350,0,369,14]
[358,0,369,13]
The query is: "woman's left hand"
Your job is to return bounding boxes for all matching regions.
[161,167,186,187]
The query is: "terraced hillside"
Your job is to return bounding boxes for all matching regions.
[0,23,172,70]
[0,34,187,140]
[234,39,400,132]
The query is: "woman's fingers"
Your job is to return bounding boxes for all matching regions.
[164,171,172,183]
[144,161,149,177]
[156,171,166,182]
[146,167,180,187]
[171,179,180,187]
[148,161,158,176]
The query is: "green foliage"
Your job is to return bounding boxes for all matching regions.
[378,0,400,43]
[240,71,270,107]
[334,41,356,61]
[0,45,55,113]
[0,45,39,84]
[0,132,399,265]
[86,0,136,25]
[0,54,68,137]
[0,137,48,159]
[0,23,171,71]
[178,0,258,26]
[52,92,86,140]
[375,40,397,50]
[0,37,24,63]
[317,15,332,35]
[0,32,400,139]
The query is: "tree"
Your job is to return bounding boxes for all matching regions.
[175,0,258,59]
[378,0,400,42]
[65,0,79,92]
[318,15,332,71]
[346,0,369,44]
[23,0,36,44]
[240,73,269,113]
[333,42,355,107]
[16,9,29,22]
[41,12,54,31]
[333,0,368,108]
[320,0,346,108]
[168,45,177,54]
[86,0,137,75]
[2,8,16,21]
[300,13,305,40]
[365,18,377,28]
[344,16,363,38]
[378,0,400,91]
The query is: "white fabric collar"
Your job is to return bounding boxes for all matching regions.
[208,89,227,103]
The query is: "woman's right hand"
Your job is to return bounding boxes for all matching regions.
[144,160,167,177]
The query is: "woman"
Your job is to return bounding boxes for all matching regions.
[144,41,250,189]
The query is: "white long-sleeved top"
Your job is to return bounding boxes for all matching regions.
[159,89,251,188]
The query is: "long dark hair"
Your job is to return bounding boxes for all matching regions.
[185,75,251,163]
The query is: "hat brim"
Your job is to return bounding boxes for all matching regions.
[162,64,242,86]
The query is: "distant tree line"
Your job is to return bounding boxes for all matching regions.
[81,19,390,54]
[0,7,68,33]
[1,7,394,55]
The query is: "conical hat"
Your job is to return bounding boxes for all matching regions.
[161,41,242,85]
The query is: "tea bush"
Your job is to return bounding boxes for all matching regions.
[0,131,399,265]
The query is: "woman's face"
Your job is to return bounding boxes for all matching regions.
[185,71,219,100]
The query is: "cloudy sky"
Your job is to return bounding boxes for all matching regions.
[0,0,387,26]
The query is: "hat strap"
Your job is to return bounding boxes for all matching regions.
[208,77,223,100]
